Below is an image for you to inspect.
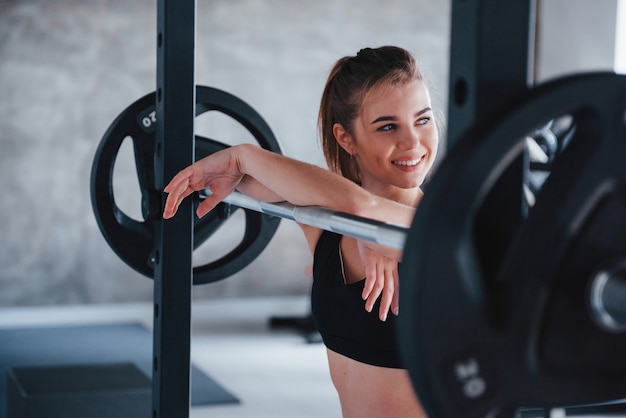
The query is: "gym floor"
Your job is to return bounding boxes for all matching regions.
[0,296,341,418]
[0,297,621,418]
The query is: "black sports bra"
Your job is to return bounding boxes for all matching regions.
[310,230,404,369]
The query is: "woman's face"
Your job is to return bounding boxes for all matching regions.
[341,79,439,199]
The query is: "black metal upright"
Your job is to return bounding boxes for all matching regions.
[446,0,536,280]
[153,1,196,418]
[447,0,536,147]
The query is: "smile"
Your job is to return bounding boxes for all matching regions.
[392,157,422,167]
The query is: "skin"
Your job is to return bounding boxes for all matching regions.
[316,79,437,418]
[327,349,426,418]
[336,80,436,204]
[163,78,438,417]
[332,79,437,316]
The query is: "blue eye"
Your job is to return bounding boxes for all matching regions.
[417,117,431,126]
[378,124,396,132]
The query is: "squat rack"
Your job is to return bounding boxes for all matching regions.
[152,1,195,417]
[151,0,535,417]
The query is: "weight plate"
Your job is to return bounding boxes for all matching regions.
[91,86,282,285]
[399,73,626,417]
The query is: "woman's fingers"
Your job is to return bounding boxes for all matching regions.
[162,147,245,219]
[195,195,222,218]
[363,258,397,322]
[370,263,400,322]
[357,240,401,321]
[391,268,400,316]
[163,171,242,220]
[377,263,396,322]
[363,257,382,311]
[362,270,375,301]
[163,174,194,219]
[360,243,380,301]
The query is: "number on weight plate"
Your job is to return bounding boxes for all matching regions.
[454,357,486,399]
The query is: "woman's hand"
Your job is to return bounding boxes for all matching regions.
[163,147,243,219]
[357,240,399,322]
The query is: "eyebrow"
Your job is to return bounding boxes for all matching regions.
[370,107,432,125]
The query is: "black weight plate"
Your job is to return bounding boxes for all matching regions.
[399,73,626,417]
[91,86,282,284]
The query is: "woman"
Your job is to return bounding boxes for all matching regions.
[164,46,439,417]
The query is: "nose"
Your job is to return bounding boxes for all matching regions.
[398,127,421,150]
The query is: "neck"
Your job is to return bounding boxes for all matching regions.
[362,183,423,208]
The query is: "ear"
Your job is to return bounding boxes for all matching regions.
[332,123,355,156]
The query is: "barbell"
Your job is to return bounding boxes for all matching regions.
[399,72,626,417]
[91,72,626,416]
[219,190,407,250]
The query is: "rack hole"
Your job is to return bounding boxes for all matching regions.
[454,77,468,107]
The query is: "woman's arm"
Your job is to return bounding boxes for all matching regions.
[164,144,415,237]
[163,144,415,321]
[236,145,415,225]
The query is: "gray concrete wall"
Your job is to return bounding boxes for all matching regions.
[0,0,450,306]
[0,0,619,308]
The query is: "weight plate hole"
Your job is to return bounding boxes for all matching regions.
[112,136,143,222]
[196,111,256,146]
[192,210,247,267]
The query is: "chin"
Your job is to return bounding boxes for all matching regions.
[397,181,422,190]
[404,176,425,189]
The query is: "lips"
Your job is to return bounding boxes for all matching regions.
[392,156,423,167]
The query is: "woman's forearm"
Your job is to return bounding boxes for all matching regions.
[234,144,416,228]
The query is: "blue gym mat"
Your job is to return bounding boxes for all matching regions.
[0,322,239,417]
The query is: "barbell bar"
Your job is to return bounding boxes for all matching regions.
[215,190,408,250]
[590,259,626,333]
[219,188,626,336]
[213,184,626,336]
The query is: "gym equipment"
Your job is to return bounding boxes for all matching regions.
[89,0,626,416]
[90,85,282,285]
[93,74,626,418]
[398,72,626,417]
[590,258,626,332]
[91,80,409,272]
[220,191,407,249]
[150,3,196,415]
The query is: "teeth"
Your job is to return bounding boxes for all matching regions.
[393,158,421,166]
